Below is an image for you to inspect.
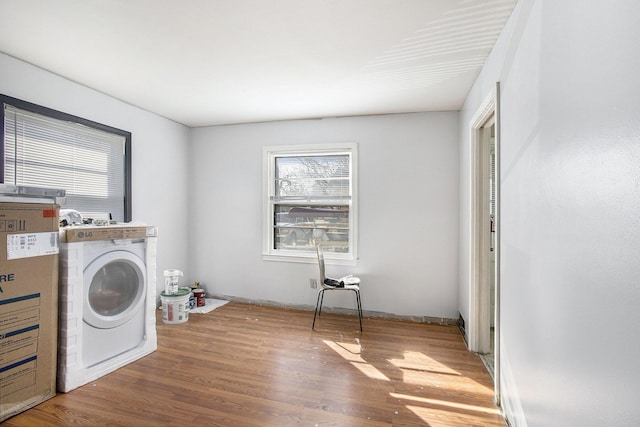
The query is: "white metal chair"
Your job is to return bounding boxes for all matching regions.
[312,244,363,331]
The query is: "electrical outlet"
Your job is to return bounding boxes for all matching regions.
[309,278,318,289]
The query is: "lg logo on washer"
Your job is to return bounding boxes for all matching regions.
[0,272,16,292]
[76,231,93,239]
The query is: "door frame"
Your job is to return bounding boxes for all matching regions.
[469,82,501,404]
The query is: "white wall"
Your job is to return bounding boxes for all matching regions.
[189,112,460,319]
[0,52,191,293]
[460,0,640,425]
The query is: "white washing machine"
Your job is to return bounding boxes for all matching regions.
[57,224,158,392]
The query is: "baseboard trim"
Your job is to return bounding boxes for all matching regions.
[207,293,457,326]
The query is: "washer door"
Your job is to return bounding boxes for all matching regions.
[83,250,146,329]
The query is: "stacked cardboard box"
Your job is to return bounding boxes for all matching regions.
[0,201,59,422]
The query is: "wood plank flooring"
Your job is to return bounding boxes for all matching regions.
[5,302,505,426]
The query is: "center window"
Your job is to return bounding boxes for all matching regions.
[263,143,358,263]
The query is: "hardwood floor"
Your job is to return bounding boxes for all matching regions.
[5,302,504,426]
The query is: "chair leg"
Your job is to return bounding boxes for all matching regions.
[312,289,324,330]
[354,289,363,332]
[313,288,362,332]
[318,291,325,315]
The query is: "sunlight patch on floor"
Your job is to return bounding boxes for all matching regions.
[388,350,462,387]
[323,339,390,381]
[391,392,501,416]
[388,351,460,376]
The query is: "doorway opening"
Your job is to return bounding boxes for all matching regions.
[480,116,496,377]
[469,82,500,405]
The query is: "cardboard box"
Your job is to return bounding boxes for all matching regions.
[0,201,59,422]
[62,225,157,243]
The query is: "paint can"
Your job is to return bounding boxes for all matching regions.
[193,288,206,307]
[160,287,191,324]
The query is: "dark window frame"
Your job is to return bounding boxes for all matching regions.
[0,94,132,221]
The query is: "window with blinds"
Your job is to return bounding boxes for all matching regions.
[1,96,131,221]
[264,143,358,261]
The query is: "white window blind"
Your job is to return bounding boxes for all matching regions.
[3,104,127,221]
[274,155,351,202]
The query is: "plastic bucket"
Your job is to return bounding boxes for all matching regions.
[163,269,183,294]
[160,287,191,324]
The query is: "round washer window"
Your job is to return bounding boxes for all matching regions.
[83,250,146,329]
[88,261,140,316]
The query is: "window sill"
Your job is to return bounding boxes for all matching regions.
[262,252,359,267]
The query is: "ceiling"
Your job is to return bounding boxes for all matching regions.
[0,0,516,127]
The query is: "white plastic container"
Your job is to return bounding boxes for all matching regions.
[163,269,183,294]
[160,288,191,324]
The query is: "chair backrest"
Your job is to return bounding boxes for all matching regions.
[316,244,326,283]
